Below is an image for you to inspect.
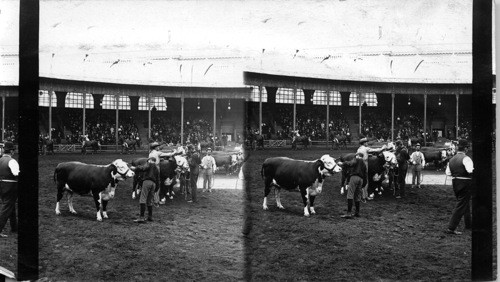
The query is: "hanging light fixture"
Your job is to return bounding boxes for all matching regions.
[227,100,231,110]
[197,100,200,110]
[408,96,411,106]
[438,96,442,106]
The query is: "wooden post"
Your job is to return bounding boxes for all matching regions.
[423,93,427,145]
[326,90,330,148]
[115,95,119,152]
[213,97,217,145]
[358,93,362,135]
[181,96,184,144]
[48,91,53,139]
[456,93,459,139]
[1,96,5,141]
[82,93,86,136]
[259,86,263,135]
[391,93,395,141]
[293,88,297,132]
[148,96,151,141]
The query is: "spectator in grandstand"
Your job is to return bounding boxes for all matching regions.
[201,148,217,193]
[409,143,426,189]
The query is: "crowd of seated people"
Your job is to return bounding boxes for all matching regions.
[457,119,471,140]
[184,118,213,144]
[53,110,140,145]
[360,112,392,140]
[248,105,350,140]
[3,118,18,143]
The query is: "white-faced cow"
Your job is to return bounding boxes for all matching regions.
[261,155,342,217]
[54,159,134,221]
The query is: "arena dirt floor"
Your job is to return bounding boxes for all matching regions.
[35,153,244,281]
[243,147,496,281]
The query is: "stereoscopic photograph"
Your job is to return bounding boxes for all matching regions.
[0,0,496,281]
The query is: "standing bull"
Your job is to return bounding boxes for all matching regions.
[54,159,134,221]
[291,136,311,150]
[261,155,342,216]
[81,140,101,155]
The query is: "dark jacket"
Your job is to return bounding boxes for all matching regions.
[344,158,367,187]
[134,162,160,191]
[187,152,202,175]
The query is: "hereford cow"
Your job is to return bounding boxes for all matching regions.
[212,152,241,174]
[339,151,397,199]
[291,136,311,150]
[261,155,342,217]
[416,147,449,170]
[54,159,134,221]
[81,140,101,155]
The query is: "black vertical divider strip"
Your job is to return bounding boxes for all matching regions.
[18,0,39,280]
[471,0,493,280]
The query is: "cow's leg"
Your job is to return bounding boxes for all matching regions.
[263,177,273,210]
[132,176,138,199]
[300,188,310,217]
[275,188,284,209]
[67,191,77,214]
[309,195,317,215]
[101,200,109,219]
[93,193,103,221]
[55,181,65,215]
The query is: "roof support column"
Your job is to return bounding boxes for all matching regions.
[48,91,53,140]
[259,86,263,135]
[148,97,151,141]
[326,91,330,148]
[293,88,297,133]
[82,93,86,136]
[1,96,5,141]
[213,97,217,147]
[115,95,119,152]
[181,97,184,144]
[456,94,459,139]
[358,93,362,136]
[423,94,427,145]
[391,93,395,141]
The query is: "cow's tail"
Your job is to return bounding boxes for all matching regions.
[53,166,58,184]
[261,163,265,179]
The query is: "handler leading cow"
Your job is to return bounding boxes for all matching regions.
[261,155,341,217]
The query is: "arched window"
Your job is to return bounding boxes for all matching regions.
[250,86,267,102]
[349,92,378,106]
[138,97,167,111]
[102,95,130,110]
[276,88,304,104]
[65,92,94,109]
[38,90,57,107]
[312,90,341,106]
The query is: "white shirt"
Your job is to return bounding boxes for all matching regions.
[201,155,217,171]
[445,152,474,178]
[410,151,426,167]
[3,154,19,176]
